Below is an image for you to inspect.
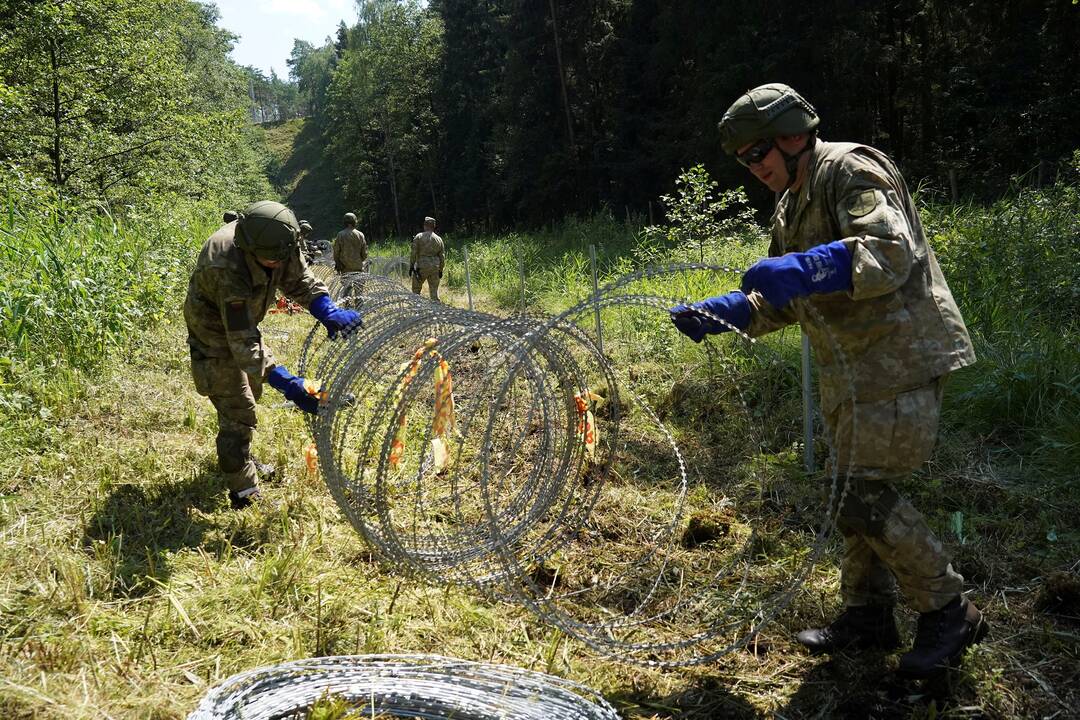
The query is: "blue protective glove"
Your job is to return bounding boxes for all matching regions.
[309,294,363,339]
[669,291,751,343]
[266,365,320,414]
[740,240,852,310]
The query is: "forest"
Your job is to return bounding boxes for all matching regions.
[1,1,1079,719]
[284,0,1080,232]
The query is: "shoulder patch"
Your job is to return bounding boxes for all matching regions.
[225,300,251,331]
[847,189,881,218]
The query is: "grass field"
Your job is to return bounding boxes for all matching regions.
[2,166,1079,717]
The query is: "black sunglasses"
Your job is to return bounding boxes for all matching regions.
[736,138,775,167]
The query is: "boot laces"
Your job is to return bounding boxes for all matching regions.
[913,606,947,649]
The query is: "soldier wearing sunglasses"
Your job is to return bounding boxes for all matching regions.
[670,84,986,678]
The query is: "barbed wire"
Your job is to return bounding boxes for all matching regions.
[186,654,620,720]
[293,262,857,666]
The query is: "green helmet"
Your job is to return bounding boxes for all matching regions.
[717,83,819,154]
[234,200,300,261]
[344,212,357,225]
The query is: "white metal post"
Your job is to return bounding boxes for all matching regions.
[589,244,603,355]
[463,246,474,311]
[801,332,814,473]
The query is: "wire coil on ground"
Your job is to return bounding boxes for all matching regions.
[186,654,621,720]
[295,265,856,666]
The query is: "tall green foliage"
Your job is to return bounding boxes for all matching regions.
[287,39,338,121]
[0,0,276,437]
[0,0,271,208]
[325,0,443,236]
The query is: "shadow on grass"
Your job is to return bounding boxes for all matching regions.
[775,651,982,719]
[82,467,222,597]
[609,673,761,718]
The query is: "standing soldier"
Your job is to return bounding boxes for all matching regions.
[334,212,368,273]
[185,201,362,509]
[298,220,320,262]
[670,84,986,678]
[410,216,444,301]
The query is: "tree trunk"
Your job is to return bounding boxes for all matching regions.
[548,0,575,152]
[48,39,64,187]
[382,113,402,237]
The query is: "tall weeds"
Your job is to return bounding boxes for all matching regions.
[0,183,219,447]
[434,163,1080,478]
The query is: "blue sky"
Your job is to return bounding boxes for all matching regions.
[214,0,358,78]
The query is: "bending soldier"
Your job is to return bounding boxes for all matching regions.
[670,84,986,678]
[333,212,367,273]
[184,201,362,508]
[410,216,444,301]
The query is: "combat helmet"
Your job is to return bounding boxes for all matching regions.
[717,84,819,154]
[718,84,819,189]
[234,200,300,261]
[344,212,357,225]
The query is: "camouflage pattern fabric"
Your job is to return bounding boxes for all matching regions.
[745,141,975,414]
[184,221,328,381]
[184,221,329,488]
[410,230,444,301]
[191,354,260,493]
[412,265,441,301]
[333,227,368,273]
[410,230,444,273]
[740,141,974,613]
[825,377,964,612]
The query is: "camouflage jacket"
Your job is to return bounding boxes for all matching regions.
[184,222,329,379]
[410,231,444,271]
[333,227,368,272]
[746,140,975,412]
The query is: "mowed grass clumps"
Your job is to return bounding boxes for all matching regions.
[2,165,1080,718]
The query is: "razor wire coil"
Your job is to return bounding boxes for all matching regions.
[186,654,621,720]
[293,262,857,667]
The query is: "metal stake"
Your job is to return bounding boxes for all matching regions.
[589,244,603,355]
[801,332,814,473]
[464,246,474,311]
[519,256,526,314]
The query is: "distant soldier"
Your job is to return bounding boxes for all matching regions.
[671,84,986,678]
[410,216,444,301]
[298,220,319,262]
[333,212,368,273]
[185,201,362,509]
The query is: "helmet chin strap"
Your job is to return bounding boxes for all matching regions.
[777,134,817,190]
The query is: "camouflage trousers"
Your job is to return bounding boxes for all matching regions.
[190,354,261,494]
[824,376,963,613]
[412,266,440,301]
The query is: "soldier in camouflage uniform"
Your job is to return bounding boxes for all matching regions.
[671,84,987,678]
[185,201,361,509]
[410,216,445,301]
[333,212,368,273]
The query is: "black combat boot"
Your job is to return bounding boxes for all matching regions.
[897,595,988,678]
[229,486,262,510]
[796,605,901,654]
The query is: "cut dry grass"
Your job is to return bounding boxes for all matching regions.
[2,280,1079,719]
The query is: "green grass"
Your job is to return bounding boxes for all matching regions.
[2,168,1079,718]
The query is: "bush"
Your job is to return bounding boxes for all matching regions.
[924,153,1080,473]
[0,184,214,373]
